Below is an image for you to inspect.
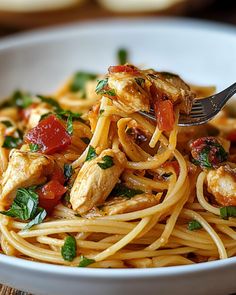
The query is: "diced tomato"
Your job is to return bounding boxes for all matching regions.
[108,65,139,74]
[154,99,175,132]
[162,161,180,176]
[38,180,67,213]
[50,165,65,185]
[25,115,71,154]
[227,131,236,143]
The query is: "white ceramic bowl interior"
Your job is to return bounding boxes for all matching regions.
[0,18,236,295]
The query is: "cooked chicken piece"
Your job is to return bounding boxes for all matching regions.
[102,193,161,215]
[147,71,196,114]
[27,103,52,129]
[108,72,151,113]
[207,165,236,206]
[70,149,126,214]
[0,149,54,206]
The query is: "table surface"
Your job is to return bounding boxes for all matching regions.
[0,0,235,294]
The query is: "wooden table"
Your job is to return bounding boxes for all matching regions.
[0,0,235,294]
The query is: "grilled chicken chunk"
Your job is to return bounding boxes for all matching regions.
[0,149,54,206]
[207,165,236,206]
[70,149,126,214]
[103,193,161,215]
[147,71,196,114]
[108,72,151,113]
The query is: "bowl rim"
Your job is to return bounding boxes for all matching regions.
[0,17,236,278]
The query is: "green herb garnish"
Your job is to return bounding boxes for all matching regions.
[24,208,47,230]
[78,255,95,267]
[97,155,114,170]
[61,236,77,262]
[117,48,128,65]
[135,77,145,87]
[99,109,105,116]
[37,95,62,112]
[2,129,23,149]
[220,206,236,220]
[0,188,46,229]
[188,220,202,231]
[70,72,97,97]
[12,90,33,109]
[64,164,73,181]
[95,78,108,94]
[1,120,13,127]
[66,113,73,135]
[112,183,143,199]
[29,143,39,152]
[85,146,97,161]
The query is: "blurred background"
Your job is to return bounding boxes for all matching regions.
[0,0,235,37]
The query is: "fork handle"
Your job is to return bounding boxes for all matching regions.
[214,82,236,109]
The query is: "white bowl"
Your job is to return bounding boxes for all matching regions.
[0,18,236,295]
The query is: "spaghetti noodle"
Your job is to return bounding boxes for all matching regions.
[0,61,236,268]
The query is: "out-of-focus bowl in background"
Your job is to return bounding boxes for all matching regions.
[0,0,214,28]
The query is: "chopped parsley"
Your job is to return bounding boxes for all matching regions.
[95,78,108,94]
[85,146,97,161]
[220,206,236,220]
[80,137,90,144]
[97,155,114,169]
[191,137,228,169]
[70,72,97,97]
[29,143,40,152]
[0,188,46,229]
[117,48,128,65]
[1,120,13,127]
[10,90,33,109]
[78,255,95,267]
[61,236,77,262]
[37,95,62,112]
[64,164,73,181]
[188,220,202,231]
[112,183,144,199]
[2,129,23,149]
[135,77,145,87]
[96,78,116,96]
[66,113,73,135]
[99,109,105,116]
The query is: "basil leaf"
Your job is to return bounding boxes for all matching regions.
[78,255,95,267]
[66,114,73,135]
[117,48,128,65]
[1,120,13,127]
[97,155,114,170]
[24,207,47,230]
[80,137,90,144]
[188,220,202,231]
[220,206,236,220]
[29,143,40,152]
[95,78,108,94]
[85,146,97,161]
[37,95,62,112]
[0,188,38,220]
[64,164,73,181]
[61,236,77,262]
[70,72,97,97]
[112,183,143,199]
[39,112,52,121]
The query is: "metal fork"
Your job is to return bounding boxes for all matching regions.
[139,82,236,127]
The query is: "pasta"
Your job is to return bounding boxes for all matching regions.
[0,59,236,269]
